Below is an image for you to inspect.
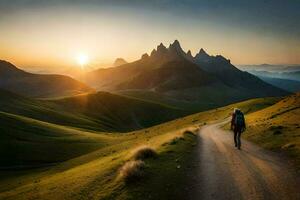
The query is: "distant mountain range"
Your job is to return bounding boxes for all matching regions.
[248,70,300,82]
[245,70,300,92]
[0,60,94,98]
[0,41,290,111]
[85,40,288,110]
[238,64,300,73]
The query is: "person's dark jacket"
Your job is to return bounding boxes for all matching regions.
[231,111,246,131]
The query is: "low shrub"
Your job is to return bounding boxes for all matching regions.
[183,130,196,136]
[132,146,157,160]
[120,160,145,182]
[169,137,184,145]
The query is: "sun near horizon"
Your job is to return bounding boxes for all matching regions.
[0,1,299,73]
[0,1,300,200]
[76,53,89,69]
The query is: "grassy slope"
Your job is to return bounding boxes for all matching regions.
[243,93,300,169]
[117,88,279,112]
[0,89,103,131]
[53,92,184,132]
[113,132,197,200]
[0,111,118,168]
[117,90,199,110]
[0,97,280,200]
[0,90,183,132]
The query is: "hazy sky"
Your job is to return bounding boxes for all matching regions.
[0,0,299,72]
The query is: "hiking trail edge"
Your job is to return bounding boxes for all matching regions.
[186,121,299,200]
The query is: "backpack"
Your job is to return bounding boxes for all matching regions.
[235,110,244,127]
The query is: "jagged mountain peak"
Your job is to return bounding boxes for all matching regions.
[146,40,187,62]
[157,42,168,54]
[195,48,211,62]
[169,39,182,50]
[86,39,288,105]
[186,50,193,60]
[141,53,149,60]
[200,48,207,54]
[197,48,209,56]
[144,40,233,67]
[168,40,186,58]
[157,42,166,49]
[150,49,157,56]
[172,39,180,46]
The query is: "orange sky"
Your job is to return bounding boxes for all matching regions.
[0,2,299,73]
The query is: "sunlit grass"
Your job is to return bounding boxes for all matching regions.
[243,93,300,169]
[0,96,281,199]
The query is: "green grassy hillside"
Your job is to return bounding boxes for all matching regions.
[118,89,281,112]
[0,89,103,131]
[0,96,280,200]
[0,111,117,168]
[243,93,300,168]
[0,89,183,132]
[53,92,184,131]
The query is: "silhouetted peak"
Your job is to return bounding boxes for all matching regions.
[169,39,181,49]
[194,48,211,62]
[157,42,166,49]
[150,49,157,57]
[113,58,127,67]
[147,40,195,62]
[168,39,186,58]
[141,53,149,60]
[186,50,194,61]
[199,48,208,56]
[157,42,167,53]
[173,39,180,45]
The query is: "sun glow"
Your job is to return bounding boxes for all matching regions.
[76,54,89,68]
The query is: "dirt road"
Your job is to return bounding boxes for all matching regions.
[187,122,299,200]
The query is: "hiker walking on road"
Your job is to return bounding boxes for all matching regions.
[231,108,246,150]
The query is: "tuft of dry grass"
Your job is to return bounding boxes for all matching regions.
[167,130,196,146]
[183,130,196,136]
[168,137,184,145]
[120,160,145,182]
[132,146,157,160]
